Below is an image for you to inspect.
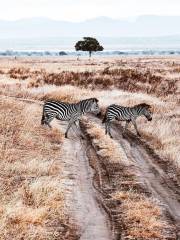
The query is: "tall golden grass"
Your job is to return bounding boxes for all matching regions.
[0,97,77,240]
[112,191,168,239]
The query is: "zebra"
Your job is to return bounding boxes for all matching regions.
[41,98,100,138]
[102,103,152,138]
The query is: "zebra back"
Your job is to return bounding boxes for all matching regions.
[103,102,152,122]
[42,97,100,124]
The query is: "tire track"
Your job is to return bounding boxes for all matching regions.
[52,120,113,240]
[88,115,180,238]
[112,124,180,233]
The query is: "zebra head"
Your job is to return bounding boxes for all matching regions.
[80,98,100,115]
[140,103,152,121]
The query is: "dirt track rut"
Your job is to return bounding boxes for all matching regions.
[112,124,180,235]
[87,115,180,238]
[102,118,180,236]
[52,121,112,240]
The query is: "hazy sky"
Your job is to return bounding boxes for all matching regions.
[1,0,180,21]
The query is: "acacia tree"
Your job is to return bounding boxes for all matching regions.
[75,37,104,58]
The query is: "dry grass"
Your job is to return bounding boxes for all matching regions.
[7,63,178,97]
[0,97,77,240]
[83,118,130,166]
[8,67,31,80]
[112,191,167,239]
[140,113,180,168]
[0,56,179,239]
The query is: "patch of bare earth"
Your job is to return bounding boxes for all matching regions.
[50,118,112,240]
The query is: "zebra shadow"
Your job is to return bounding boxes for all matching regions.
[112,123,141,148]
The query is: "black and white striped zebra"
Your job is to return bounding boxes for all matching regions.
[41,98,100,138]
[102,103,152,138]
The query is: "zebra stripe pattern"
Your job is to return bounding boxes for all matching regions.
[102,103,152,138]
[41,98,100,138]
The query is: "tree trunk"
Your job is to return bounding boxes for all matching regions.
[89,51,92,58]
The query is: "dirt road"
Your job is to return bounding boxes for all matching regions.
[52,120,112,240]
[111,123,180,237]
[85,115,180,238]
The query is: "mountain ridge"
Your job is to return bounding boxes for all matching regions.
[0,15,180,38]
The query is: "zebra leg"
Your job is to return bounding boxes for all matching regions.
[105,121,108,135]
[44,114,55,128]
[74,121,85,139]
[132,119,141,136]
[65,119,75,138]
[105,121,112,137]
[41,112,45,125]
[107,122,113,138]
[122,120,130,137]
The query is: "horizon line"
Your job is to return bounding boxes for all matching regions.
[1,14,180,23]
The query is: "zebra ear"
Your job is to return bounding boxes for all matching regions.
[146,104,151,109]
[141,103,151,109]
[93,98,99,103]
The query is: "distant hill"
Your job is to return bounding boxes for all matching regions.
[0,15,180,38]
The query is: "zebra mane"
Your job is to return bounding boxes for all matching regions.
[78,98,99,113]
[91,98,99,103]
[79,98,99,103]
[135,103,151,109]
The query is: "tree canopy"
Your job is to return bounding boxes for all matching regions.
[75,37,103,57]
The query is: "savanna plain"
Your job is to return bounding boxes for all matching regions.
[0,56,180,240]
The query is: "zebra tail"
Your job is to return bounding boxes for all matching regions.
[102,114,106,124]
[41,112,45,125]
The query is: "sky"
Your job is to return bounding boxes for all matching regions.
[0,0,180,21]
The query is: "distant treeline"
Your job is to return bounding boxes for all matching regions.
[1,50,180,56]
